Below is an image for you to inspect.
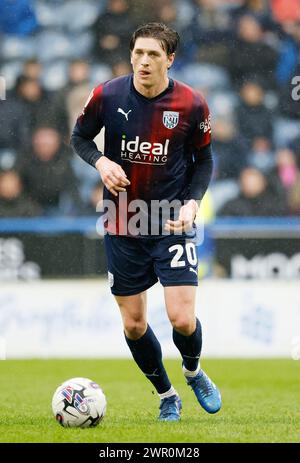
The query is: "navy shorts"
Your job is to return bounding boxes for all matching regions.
[104,233,198,296]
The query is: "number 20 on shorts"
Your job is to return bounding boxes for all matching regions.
[168,243,197,268]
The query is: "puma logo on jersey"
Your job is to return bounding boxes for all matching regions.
[117,107,132,121]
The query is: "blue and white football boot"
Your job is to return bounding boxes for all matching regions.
[158,394,182,422]
[186,369,221,414]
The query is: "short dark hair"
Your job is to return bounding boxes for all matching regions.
[130,22,180,55]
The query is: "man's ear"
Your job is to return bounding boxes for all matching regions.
[167,53,175,70]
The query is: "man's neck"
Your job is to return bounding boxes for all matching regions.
[133,75,169,99]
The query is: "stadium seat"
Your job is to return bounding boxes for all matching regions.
[180,63,231,91]
[69,31,94,58]
[176,0,195,28]
[41,60,69,91]
[210,180,239,213]
[0,149,17,171]
[61,0,103,31]
[35,0,65,28]
[273,117,300,148]
[209,91,237,118]
[0,61,23,90]
[1,36,36,60]
[36,31,73,61]
[90,64,112,86]
[71,154,101,203]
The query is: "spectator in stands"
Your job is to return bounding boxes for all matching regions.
[219,167,287,216]
[276,22,300,85]
[92,0,135,65]
[212,118,248,180]
[291,136,300,166]
[0,0,38,36]
[84,182,104,215]
[156,1,194,66]
[19,127,81,216]
[0,92,25,155]
[112,60,132,78]
[229,14,278,88]
[183,0,233,65]
[65,60,90,93]
[269,147,299,190]
[231,0,274,28]
[287,174,300,215]
[0,170,41,217]
[189,0,233,43]
[66,86,92,137]
[276,21,300,120]
[22,58,42,81]
[156,1,180,31]
[54,60,91,135]
[248,137,275,173]
[236,79,274,148]
[11,76,68,150]
[271,0,300,24]
[129,0,161,24]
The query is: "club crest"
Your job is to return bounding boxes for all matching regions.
[163,111,179,129]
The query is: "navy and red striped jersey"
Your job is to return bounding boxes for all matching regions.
[72,73,212,235]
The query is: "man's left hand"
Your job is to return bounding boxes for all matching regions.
[164,199,199,233]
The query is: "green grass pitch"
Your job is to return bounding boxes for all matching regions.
[0,359,299,443]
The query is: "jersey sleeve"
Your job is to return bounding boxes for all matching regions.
[73,84,104,139]
[190,91,212,150]
[185,91,213,203]
[71,84,105,168]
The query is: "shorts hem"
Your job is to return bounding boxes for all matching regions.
[110,281,158,296]
[161,281,198,287]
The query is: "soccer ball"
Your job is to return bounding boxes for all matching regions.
[52,377,106,428]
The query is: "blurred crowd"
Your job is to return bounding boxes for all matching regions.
[0,0,300,218]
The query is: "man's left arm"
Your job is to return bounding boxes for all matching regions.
[165,94,213,233]
[186,143,213,206]
[165,145,213,232]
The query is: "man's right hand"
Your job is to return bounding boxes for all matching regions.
[95,156,130,197]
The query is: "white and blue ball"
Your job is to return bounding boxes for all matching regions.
[52,377,106,428]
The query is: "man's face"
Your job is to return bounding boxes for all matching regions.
[32,128,61,161]
[240,168,266,198]
[131,37,174,88]
[0,172,22,200]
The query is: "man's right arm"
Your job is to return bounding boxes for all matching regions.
[70,84,130,196]
[70,85,104,168]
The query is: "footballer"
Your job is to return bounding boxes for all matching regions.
[71,22,221,421]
